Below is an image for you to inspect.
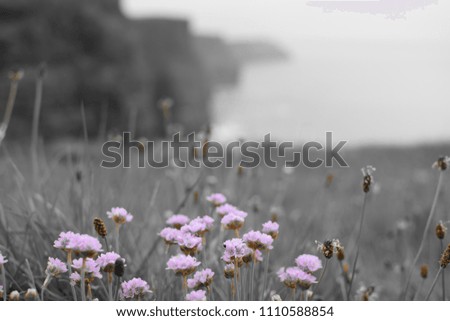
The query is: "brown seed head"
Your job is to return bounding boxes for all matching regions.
[114,258,125,277]
[439,244,450,269]
[433,156,449,171]
[420,264,428,279]
[436,222,446,240]
[9,290,20,301]
[24,288,38,301]
[321,240,334,259]
[9,69,24,81]
[336,245,345,261]
[93,218,107,238]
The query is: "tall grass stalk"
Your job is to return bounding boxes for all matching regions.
[425,267,442,301]
[31,64,45,186]
[40,275,51,301]
[261,250,270,300]
[115,224,120,253]
[250,258,256,300]
[347,192,368,299]
[0,70,23,147]
[312,258,329,299]
[403,171,444,300]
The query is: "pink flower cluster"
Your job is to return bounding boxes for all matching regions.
[54,232,102,256]
[119,278,151,300]
[206,193,227,206]
[166,214,190,229]
[187,268,215,289]
[222,238,251,263]
[277,267,317,289]
[221,210,247,230]
[96,252,122,272]
[107,207,133,224]
[216,204,238,217]
[46,257,68,277]
[295,254,322,273]
[166,254,201,275]
[262,221,279,239]
[186,289,207,301]
[72,258,102,279]
[242,230,274,251]
[159,227,181,244]
[181,216,214,235]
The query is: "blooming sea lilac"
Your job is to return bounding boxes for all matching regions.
[223,238,249,261]
[119,278,151,300]
[166,214,190,229]
[72,258,102,279]
[69,234,103,257]
[53,231,79,251]
[206,193,227,207]
[243,230,273,251]
[295,254,322,273]
[176,233,203,256]
[96,252,122,272]
[221,213,245,231]
[107,207,133,225]
[166,254,201,276]
[216,203,238,217]
[278,267,317,289]
[262,221,279,239]
[187,268,215,289]
[159,227,181,244]
[186,289,207,301]
[46,257,68,277]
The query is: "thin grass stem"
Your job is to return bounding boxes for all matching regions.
[425,267,443,301]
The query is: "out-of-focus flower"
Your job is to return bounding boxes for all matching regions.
[0,252,8,266]
[166,254,201,276]
[24,288,38,301]
[262,221,279,239]
[255,249,263,262]
[107,207,133,225]
[181,216,214,236]
[224,263,235,279]
[295,254,322,273]
[186,289,207,301]
[206,193,227,207]
[356,285,378,301]
[221,213,245,231]
[316,239,337,259]
[96,252,122,273]
[9,290,20,301]
[243,230,273,251]
[159,227,181,245]
[187,269,215,289]
[216,204,238,217]
[45,257,68,277]
[166,214,190,229]
[119,278,151,300]
[361,165,376,193]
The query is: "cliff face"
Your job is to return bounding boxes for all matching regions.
[0,0,212,140]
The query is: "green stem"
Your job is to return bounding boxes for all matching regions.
[403,171,443,300]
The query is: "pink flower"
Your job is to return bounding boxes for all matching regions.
[0,252,8,265]
[72,258,102,279]
[176,233,203,255]
[222,238,250,262]
[295,254,322,273]
[221,213,245,230]
[187,268,215,289]
[255,249,263,262]
[119,278,151,300]
[54,231,79,251]
[206,193,227,206]
[181,215,215,236]
[159,227,181,244]
[216,204,238,217]
[69,234,103,257]
[166,254,201,276]
[46,257,68,277]
[278,267,317,289]
[166,214,190,229]
[107,207,133,224]
[69,272,81,286]
[243,230,274,251]
[186,289,207,301]
[262,221,279,236]
[96,252,122,272]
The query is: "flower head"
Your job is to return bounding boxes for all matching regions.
[221,212,245,231]
[54,231,79,251]
[216,203,238,217]
[295,254,322,273]
[206,193,227,207]
[69,234,103,257]
[186,289,207,301]
[278,267,317,289]
[243,230,274,251]
[166,214,190,229]
[181,216,214,236]
[46,257,68,277]
[119,278,151,300]
[224,263,235,279]
[96,252,122,273]
[159,227,181,245]
[262,221,279,239]
[177,233,203,256]
[187,268,215,289]
[107,207,133,225]
[222,238,250,263]
[166,254,201,276]
[72,258,102,279]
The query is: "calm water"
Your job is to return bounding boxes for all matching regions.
[211,40,450,147]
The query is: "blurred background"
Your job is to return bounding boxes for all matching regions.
[0,0,448,146]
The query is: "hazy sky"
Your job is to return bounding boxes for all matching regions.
[121,1,449,49]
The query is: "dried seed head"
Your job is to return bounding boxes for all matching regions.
[9,290,20,301]
[432,156,450,171]
[237,165,244,177]
[24,288,38,301]
[361,166,376,193]
[436,222,447,240]
[317,240,334,259]
[439,244,450,269]
[271,293,282,301]
[193,191,199,204]
[9,69,24,81]
[114,258,125,277]
[93,218,107,238]
[336,244,345,261]
[420,264,428,279]
[342,262,349,274]
[271,214,278,223]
